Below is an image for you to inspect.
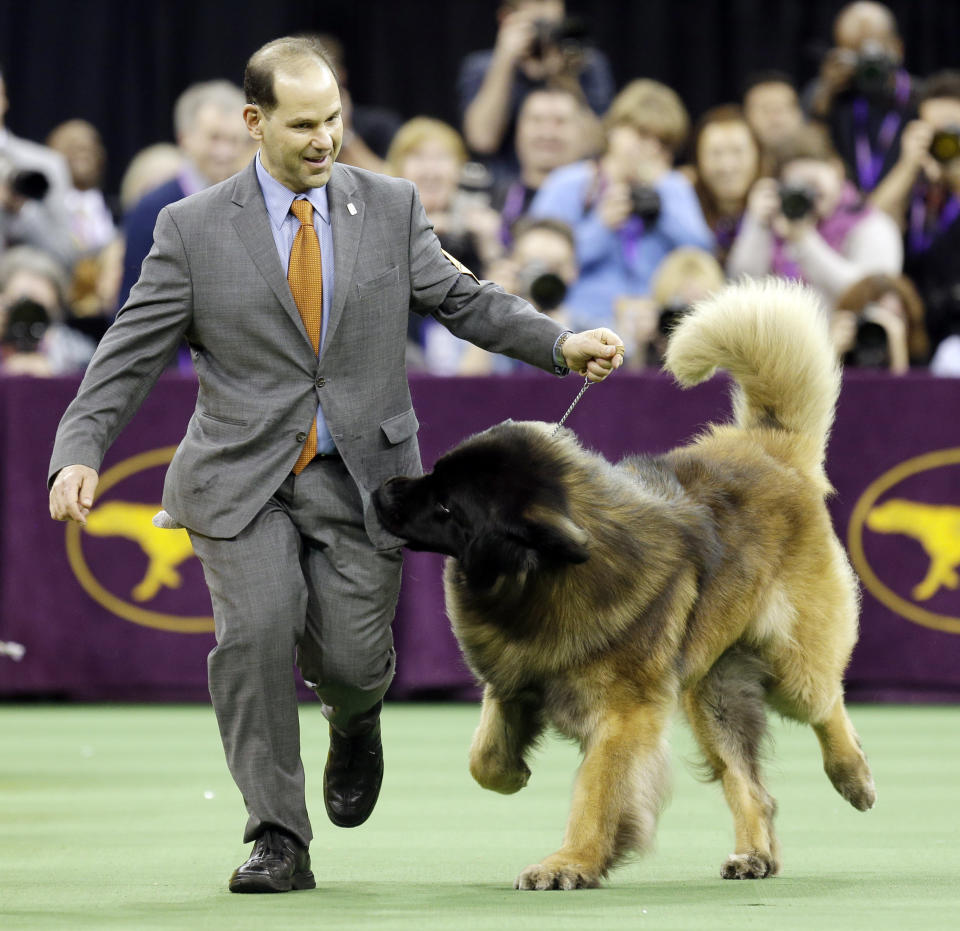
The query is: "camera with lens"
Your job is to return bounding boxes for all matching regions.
[530,16,588,60]
[930,127,960,164]
[779,182,816,221]
[852,43,896,96]
[657,299,691,337]
[0,297,50,353]
[628,183,662,224]
[643,298,691,366]
[517,261,567,313]
[843,316,890,369]
[0,155,50,202]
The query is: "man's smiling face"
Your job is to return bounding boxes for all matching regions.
[245,60,343,193]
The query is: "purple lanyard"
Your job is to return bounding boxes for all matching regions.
[908,186,960,254]
[499,182,527,246]
[619,216,645,264]
[853,69,911,191]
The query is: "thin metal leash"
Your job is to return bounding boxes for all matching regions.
[553,377,592,435]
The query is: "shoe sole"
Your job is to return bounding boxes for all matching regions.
[324,769,383,828]
[229,870,316,893]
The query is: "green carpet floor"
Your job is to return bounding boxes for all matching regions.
[1,702,958,930]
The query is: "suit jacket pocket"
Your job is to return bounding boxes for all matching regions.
[357,265,400,298]
[199,409,249,427]
[380,407,419,444]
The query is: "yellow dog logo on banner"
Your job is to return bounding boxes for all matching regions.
[848,448,960,634]
[64,447,214,633]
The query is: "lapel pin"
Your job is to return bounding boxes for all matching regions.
[347,202,357,216]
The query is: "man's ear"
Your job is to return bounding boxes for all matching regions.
[242,104,264,141]
[521,506,590,566]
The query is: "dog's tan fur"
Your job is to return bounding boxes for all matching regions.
[377,279,875,889]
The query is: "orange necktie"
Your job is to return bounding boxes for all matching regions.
[288,199,323,475]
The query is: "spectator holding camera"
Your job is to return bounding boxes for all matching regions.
[387,117,504,280]
[806,2,915,194]
[727,124,902,306]
[0,246,94,376]
[528,79,713,329]
[869,71,960,360]
[493,84,589,246]
[458,0,613,181]
[832,273,928,373]
[425,217,578,375]
[0,67,76,267]
[615,247,725,370]
[691,105,762,264]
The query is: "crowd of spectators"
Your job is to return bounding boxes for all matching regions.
[1,0,959,378]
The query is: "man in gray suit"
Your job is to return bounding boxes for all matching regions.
[48,36,623,893]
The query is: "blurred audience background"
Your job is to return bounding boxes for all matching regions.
[1,0,959,379]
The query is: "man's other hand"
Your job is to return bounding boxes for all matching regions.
[49,465,100,525]
[562,328,626,382]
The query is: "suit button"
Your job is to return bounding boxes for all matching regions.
[296,432,307,443]
[315,375,325,388]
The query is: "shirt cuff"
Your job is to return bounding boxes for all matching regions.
[552,330,573,376]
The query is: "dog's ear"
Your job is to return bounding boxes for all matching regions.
[461,531,535,590]
[521,506,590,566]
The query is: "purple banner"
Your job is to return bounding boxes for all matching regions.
[2,371,959,702]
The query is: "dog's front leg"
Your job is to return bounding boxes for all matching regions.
[469,685,543,794]
[515,700,671,890]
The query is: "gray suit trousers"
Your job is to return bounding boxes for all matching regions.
[188,455,402,847]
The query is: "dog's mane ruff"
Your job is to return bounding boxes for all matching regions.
[445,423,710,692]
[663,278,839,489]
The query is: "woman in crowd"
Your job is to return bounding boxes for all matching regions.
[727,124,902,306]
[387,117,506,369]
[528,78,713,330]
[691,105,762,264]
[832,273,929,373]
[387,117,503,278]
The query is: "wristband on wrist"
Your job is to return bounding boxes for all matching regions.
[553,330,573,376]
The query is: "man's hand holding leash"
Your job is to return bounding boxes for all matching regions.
[561,327,626,383]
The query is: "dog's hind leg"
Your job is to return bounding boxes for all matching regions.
[469,685,544,794]
[514,696,673,890]
[684,648,780,879]
[766,562,876,813]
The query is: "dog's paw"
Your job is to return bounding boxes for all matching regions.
[720,852,778,880]
[514,861,600,891]
[469,754,531,795]
[826,760,877,811]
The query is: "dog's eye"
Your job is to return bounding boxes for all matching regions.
[435,502,452,520]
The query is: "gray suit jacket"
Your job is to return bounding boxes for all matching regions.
[49,160,565,548]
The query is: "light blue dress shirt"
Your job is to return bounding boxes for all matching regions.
[255,152,336,454]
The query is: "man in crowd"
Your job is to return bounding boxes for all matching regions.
[458,0,613,180]
[116,79,249,309]
[806,1,915,193]
[0,67,76,266]
[492,84,589,245]
[48,35,624,894]
[742,71,806,174]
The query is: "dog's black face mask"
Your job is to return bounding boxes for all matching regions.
[373,428,589,590]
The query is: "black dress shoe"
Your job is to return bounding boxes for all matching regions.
[228,829,315,893]
[323,705,384,828]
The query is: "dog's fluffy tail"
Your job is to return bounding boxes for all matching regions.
[663,278,840,478]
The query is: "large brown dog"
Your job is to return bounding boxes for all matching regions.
[374,279,876,890]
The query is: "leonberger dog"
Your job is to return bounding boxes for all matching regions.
[374,279,876,890]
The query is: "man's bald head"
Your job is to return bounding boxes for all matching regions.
[244,35,339,114]
[834,2,899,51]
